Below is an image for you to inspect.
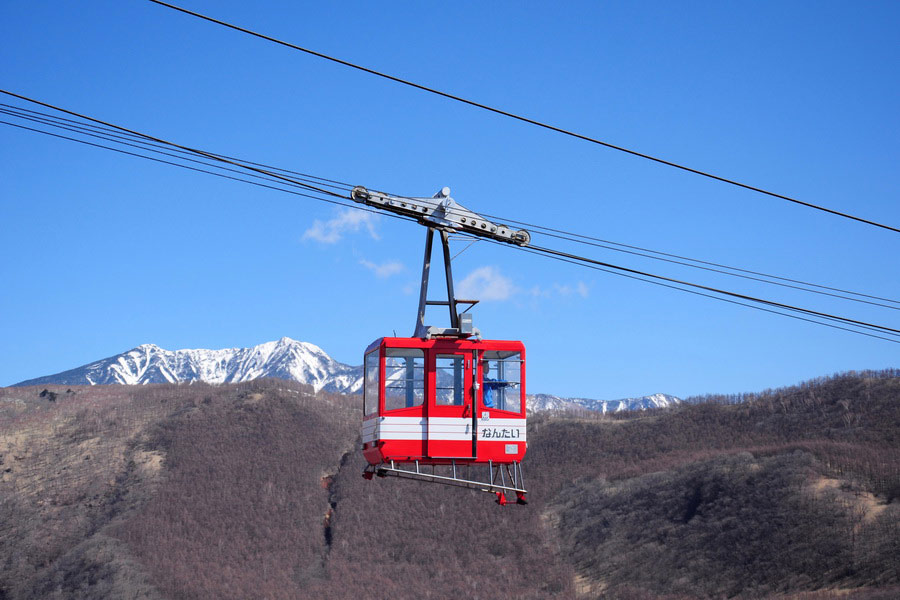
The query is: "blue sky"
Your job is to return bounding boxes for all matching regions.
[2,1,898,398]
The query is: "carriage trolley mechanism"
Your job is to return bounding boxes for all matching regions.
[352,185,531,505]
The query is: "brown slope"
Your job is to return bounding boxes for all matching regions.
[0,383,193,599]
[110,382,572,599]
[2,369,898,600]
[0,380,572,599]
[536,370,900,599]
[110,381,359,600]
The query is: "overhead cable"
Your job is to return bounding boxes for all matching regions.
[0,101,355,190]
[0,120,426,236]
[502,241,900,345]
[147,0,900,235]
[0,107,351,194]
[0,89,345,202]
[9,92,895,313]
[0,119,361,210]
[517,225,899,310]
[524,242,900,337]
[3,94,897,345]
[10,99,898,310]
[383,191,900,309]
[474,211,900,306]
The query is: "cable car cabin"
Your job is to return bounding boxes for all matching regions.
[352,187,530,503]
[361,337,526,466]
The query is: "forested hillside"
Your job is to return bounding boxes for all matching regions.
[536,370,900,598]
[1,370,898,599]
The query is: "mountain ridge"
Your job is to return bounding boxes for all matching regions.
[15,339,679,412]
[526,391,680,413]
[14,337,363,394]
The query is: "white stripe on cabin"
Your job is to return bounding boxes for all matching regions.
[361,416,526,443]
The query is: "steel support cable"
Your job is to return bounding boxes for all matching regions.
[400,200,900,306]
[147,0,900,235]
[515,246,899,341]
[8,115,898,344]
[0,111,425,233]
[458,231,900,342]
[7,112,899,340]
[521,242,900,336]
[0,108,353,195]
[6,110,474,235]
[418,201,900,310]
[0,103,350,198]
[6,91,895,311]
[0,120,417,227]
[493,239,900,345]
[440,227,900,341]
[3,92,896,340]
[349,186,900,311]
[0,101,355,189]
[475,212,900,305]
[0,89,346,202]
[519,227,900,311]
[0,101,355,188]
[459,231,900,342]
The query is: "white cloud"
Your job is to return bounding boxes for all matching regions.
[302,208,379,244]
[360,259,404,278]
[457,266,517,301]
[528,285,550,298]
[529,281,589,299]
[428,266,588,304]
[554,281,590,298]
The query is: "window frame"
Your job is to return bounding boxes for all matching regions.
[434,353,466,406]
[363,349,381,417]
[480,350,524,415]
[383,347,426,413]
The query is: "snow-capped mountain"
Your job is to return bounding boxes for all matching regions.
[14,338,363,393]
[15,338,678,412]
[527,392,680,414]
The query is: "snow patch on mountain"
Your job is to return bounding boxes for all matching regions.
[15,337,363,393]
[527,392,680,414]
[16,339,679,413]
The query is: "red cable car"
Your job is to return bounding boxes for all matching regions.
[353,186,530,504]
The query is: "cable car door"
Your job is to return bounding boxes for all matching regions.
[428,351,476,459]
